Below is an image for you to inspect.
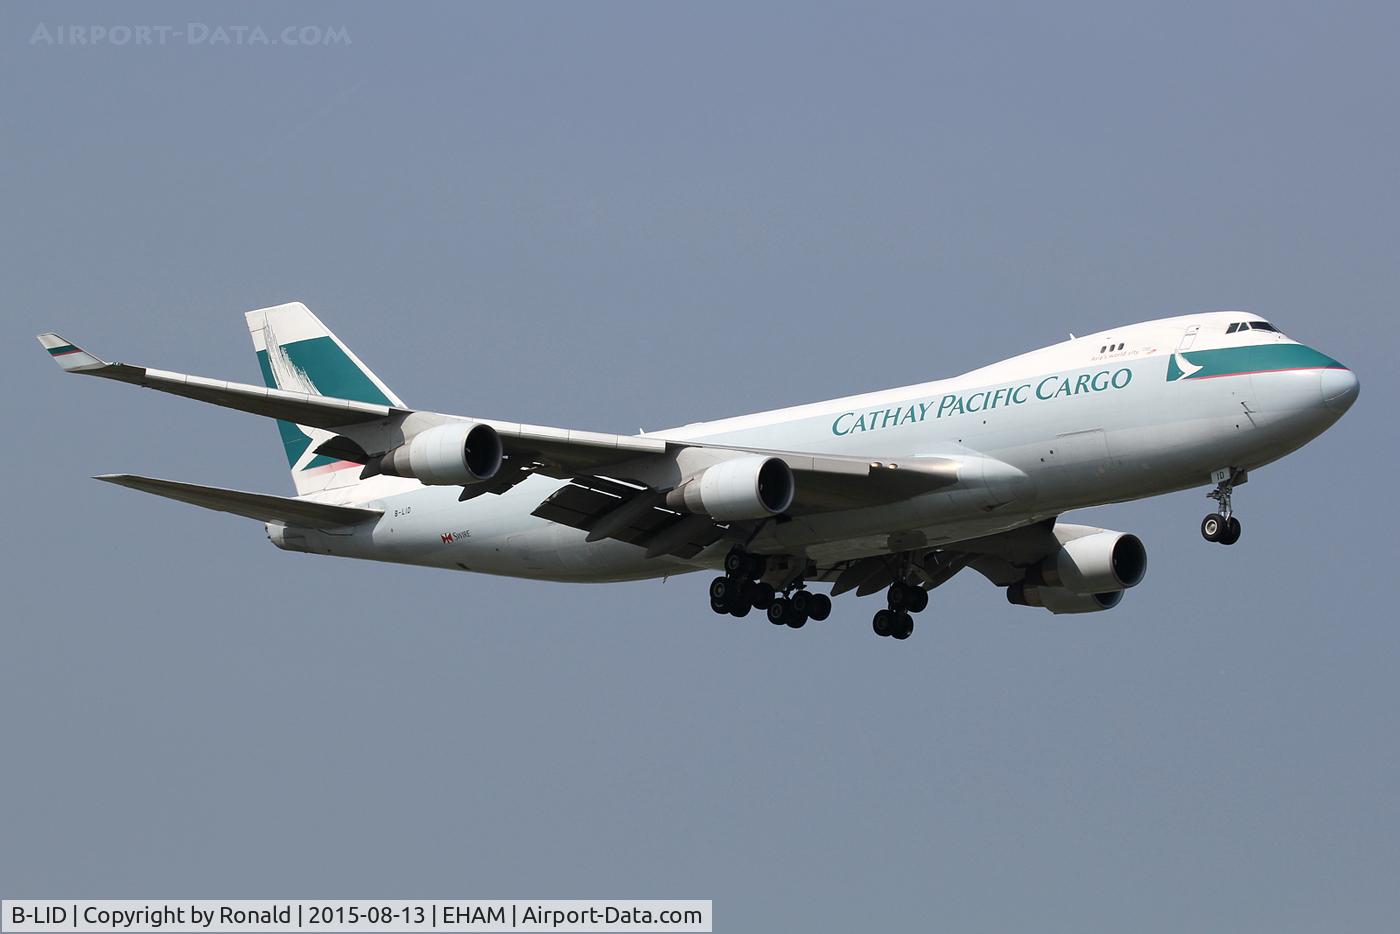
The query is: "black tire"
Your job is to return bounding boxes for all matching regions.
[729,599,753,618]
[892,612,914,640]
[1219,516,1242,546]
[808,593,832,622]
[710,596,730,615]
[746,581,776,610]
[872,609,895,637]
[1201,513,1224,542]
[906,587,929,614]
[790,590,812,616]
[723,551,748,577]
[767,599,790,626]
[709,576,735,602]
[887,582,911,610]
[786,612,808,629]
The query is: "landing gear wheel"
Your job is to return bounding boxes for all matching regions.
[767,599,792,626]
[729,598,753,618]
[887,582,913,611]
[892,612,914,640]
[1203,469,1246,545]
[710,576,740,603]
[786,612,808,629]
[807,593,832,622]
[790,590,812,617]
[906,587,929,614]
[709,596,730,615]
[724,549,767,579]
[872,609,895,638]
[745,581,776,610]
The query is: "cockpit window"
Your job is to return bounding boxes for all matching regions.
[1226,321,1276,334]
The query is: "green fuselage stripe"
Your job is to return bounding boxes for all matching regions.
[1175,344,1344,381]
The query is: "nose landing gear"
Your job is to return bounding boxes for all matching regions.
[1201,469,1245,546]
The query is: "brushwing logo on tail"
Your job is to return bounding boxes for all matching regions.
[263,322,320,395]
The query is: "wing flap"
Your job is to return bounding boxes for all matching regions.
[531,478,725,559]
[96,474,382,527]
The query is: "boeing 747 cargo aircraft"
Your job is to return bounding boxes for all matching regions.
[40,302,1358,640]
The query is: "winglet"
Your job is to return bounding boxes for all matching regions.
[37,332,107,371]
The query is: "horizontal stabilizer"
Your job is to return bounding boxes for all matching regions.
[96,474,382,527]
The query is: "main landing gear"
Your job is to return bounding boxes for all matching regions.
[709,548,935,640]
[1201,468,1245,546]
[871,580,927,641]
[709,549,831,629]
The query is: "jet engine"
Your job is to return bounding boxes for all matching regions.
[1006,584,1123,615]
[666,455,795,521]
[375,422,503,486]
[1028,529,1147,595]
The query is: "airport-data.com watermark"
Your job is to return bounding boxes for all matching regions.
[29,23,351,48]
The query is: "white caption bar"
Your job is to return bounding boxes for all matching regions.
[2,901,712,933]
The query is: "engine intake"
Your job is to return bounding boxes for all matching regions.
[667,456,795,521]
[377,422,503,486]
[1031,530,1147,594]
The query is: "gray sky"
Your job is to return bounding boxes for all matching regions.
[3,2,1397,931]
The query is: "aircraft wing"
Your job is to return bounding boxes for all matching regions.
[40,332,397,428]
[529,456,961,559]
[38,331,667,463]
[40,332,965,555]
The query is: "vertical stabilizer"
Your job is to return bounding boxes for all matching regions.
[245,302,405,495]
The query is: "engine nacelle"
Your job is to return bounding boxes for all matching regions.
[1031,530,1147,595]
[667,456,795,521]
[378,422,503,486]
[1007,583,1123,615]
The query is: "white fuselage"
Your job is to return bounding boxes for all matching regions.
[270,312,1357,581]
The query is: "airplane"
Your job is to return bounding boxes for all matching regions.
[38,302,1358,640]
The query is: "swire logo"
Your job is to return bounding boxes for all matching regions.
[440,530,470,544]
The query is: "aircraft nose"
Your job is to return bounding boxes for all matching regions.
[1320,366,1359,413]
